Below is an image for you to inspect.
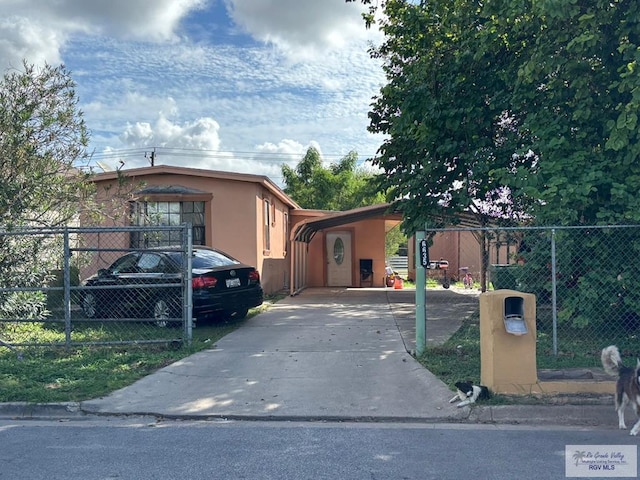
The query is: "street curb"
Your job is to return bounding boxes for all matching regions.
[467,404,616,427]
[0,402,617,428]
[0,402,85,419]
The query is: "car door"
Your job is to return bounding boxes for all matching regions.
[120,252,173,314]
[84,253,140,317]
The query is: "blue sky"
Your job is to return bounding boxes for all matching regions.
[1,0,386,185]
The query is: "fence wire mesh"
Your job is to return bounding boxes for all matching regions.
[0,225,192,350]
[427,225,640,368]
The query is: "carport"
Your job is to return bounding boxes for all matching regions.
[288,202,501,296]
[288,203,402,295]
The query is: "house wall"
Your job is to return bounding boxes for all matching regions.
[256,188,291,294]
[89,171,291,295]
[304,218,388,288]
[408,231,482,282]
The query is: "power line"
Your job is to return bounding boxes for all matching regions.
[89,146,380,163]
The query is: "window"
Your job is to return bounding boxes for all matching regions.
[131,201,206,247]
[333,237,345,265]
[137,253,162,272]
[283,212,289,255]
[263,199,271,252]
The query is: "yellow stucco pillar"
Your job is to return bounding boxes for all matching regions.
[480,290,537,394]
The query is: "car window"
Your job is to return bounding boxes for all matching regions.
[110,254,140,274]
[192,249,240,268]
[137,253,162,272]
[162,256,181,273]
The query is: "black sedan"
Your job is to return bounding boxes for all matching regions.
[81,246,264,325]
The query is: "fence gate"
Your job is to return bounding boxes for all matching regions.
[0,225,192,351]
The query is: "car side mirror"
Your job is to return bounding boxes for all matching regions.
[97,268,108,277]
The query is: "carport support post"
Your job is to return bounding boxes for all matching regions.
[415,231,427,357]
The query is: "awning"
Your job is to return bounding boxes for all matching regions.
[290,201,497,243]
[291,203,401,243]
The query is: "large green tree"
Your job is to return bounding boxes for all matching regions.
[350,0,640,229]
[349,0,640,328]
[281,147,385,210]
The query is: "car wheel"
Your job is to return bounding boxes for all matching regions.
[82,292,101,318]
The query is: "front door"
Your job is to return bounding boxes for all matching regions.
[326,231,352,286]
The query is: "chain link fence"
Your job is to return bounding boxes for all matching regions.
[428,225,640,368]
[0,225,192,351]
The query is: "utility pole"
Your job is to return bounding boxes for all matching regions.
[146,148,156,166]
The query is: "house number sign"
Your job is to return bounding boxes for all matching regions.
[419,239,429,268]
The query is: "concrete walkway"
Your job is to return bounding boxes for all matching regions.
[387,285,480,352]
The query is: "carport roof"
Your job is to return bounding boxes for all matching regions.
[290,202,492,243]
[292,203,400,243]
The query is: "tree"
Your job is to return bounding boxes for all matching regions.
[0,62,94,318]
[349,0,530,234]
[0,62,93,228]
[350,0,640,228]
[282,147,404,257]
[281,147,385,210]
[349,0,640,327]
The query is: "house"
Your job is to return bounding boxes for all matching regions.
[89,165,297,295]
[88,165,494,295]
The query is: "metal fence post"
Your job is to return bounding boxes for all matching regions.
[550,228,558,356]
[415,231,427,356]
[184,224,193,346]
[63,228,72,349]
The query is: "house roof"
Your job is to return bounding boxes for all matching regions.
[90,165,301,209]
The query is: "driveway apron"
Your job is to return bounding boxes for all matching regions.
[82,287,477,422]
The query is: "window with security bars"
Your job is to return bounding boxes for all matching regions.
[130,201,206,247]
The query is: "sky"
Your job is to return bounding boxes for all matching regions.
[1,0,387,186]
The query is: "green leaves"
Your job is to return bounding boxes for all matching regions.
[0,61,92,228]
[353,0,640,229]
[282,147,385,211]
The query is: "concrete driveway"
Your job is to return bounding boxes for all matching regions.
[79,287,479,421]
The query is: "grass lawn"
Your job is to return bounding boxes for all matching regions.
[2,288,635,405]
[0,296,283,403]
[417,302,638,404]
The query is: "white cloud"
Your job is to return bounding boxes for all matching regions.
[0,16,65,68]
[0,0,206,71]
[225,0,380,60]
[121,114,221,151]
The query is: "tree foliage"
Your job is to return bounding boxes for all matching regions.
[0,62,94,317]
[350,0,640,231]
[0,62,93,229]
[348,0,640,329]
[281,147,385,210]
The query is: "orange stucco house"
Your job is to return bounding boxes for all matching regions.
[89,165,492,295]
